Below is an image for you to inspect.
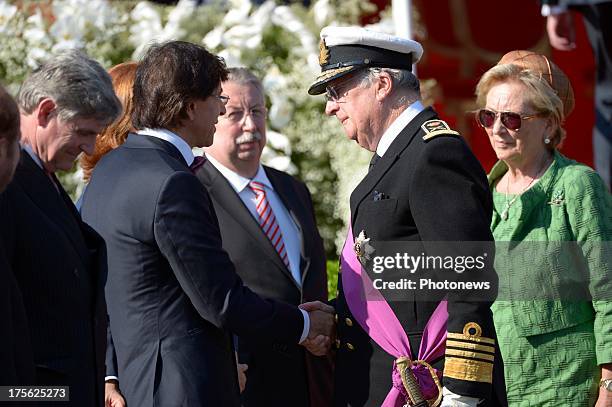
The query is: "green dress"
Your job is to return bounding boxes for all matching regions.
[488,151,612,406]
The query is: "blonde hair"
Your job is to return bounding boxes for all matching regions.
[475,64,566,149]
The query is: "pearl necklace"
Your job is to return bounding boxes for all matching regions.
[500,157,551,221]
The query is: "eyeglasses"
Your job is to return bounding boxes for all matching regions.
[325,85,348,103]
[325,73,364,103]
[216,95,230,105]
[221,107,266,123]
[476,109,540,131]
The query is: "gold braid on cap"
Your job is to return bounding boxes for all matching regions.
[319,39,330,66]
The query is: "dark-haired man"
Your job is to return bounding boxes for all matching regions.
[81,41,334,407]
[0,84,34,386]
[0,85,20,193]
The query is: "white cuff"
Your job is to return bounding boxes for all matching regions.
[298,308,310,343]
[439,386,482,407]
[105,376,119,383]
[541,4,568,16]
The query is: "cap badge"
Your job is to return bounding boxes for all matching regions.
[319,38,330,66]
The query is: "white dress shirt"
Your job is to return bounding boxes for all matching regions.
[205,154,303,286]
[376,100,425,157]
[138,128,195,166]
[205,155,310,343]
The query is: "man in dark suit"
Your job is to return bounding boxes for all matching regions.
[308,27,506,407]
[194,67,333,407]
[81,41,334,407]
[0,51,121,405]
[0,84,35,386]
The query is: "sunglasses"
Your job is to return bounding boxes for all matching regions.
[476,109,540,131]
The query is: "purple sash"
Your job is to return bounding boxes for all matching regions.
[340,223,448,407]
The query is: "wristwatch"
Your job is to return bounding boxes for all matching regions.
[601,378,612,391]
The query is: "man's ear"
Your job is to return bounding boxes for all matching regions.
[36,98,57,127]
[375,72,393,102]
[185,100,197,121]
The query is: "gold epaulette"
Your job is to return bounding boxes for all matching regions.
[421,119,460,141]
[444,322,495,384]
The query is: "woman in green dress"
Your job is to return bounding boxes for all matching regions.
[475,50,612,406]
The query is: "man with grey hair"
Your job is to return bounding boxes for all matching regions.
[308,26,506,406]
[0,49,120,406]
[198,67,333,407]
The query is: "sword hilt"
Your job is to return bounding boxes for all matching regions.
[396,356,429,407]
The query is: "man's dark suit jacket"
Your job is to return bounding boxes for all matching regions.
[332,108,506,407]
[81,134,305,407]
[0,150,107,406]
[0,240,35,385]
[195,161,333,407]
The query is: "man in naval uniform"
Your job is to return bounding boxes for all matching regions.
[307,26,506,406]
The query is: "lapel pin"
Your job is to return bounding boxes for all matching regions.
[354,230,375,266]
[548,189,565,206]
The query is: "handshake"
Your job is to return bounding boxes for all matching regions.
[298,301,336,356]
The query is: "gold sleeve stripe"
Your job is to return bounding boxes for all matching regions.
[444,357,493,384]
[445,348,495,362]
[447,332,495,345]
[446,340,495,354]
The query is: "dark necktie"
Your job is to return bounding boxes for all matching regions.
[369,153,381,172]
[45,169,60,193]
[190,156,207,173]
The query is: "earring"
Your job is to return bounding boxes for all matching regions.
[544,138,551,144]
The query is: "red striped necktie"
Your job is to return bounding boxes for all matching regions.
[248,181,290,268]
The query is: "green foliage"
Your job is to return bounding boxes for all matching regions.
[84,23,135,68]
[260,24,301,74]
[285,105,345,258]
[331,0,377,25]
[0,7,28,93]
[326,259,339,300]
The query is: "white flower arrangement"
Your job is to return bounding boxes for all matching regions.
[0,0,389,257]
